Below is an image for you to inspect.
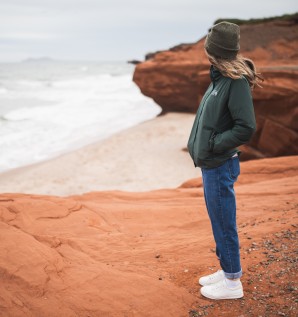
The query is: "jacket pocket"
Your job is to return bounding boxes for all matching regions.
[194,125,216,162]
[208,130,218,152]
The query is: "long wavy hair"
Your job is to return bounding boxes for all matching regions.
[205,50,264,89]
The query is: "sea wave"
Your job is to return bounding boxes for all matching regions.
[0,61,161,173]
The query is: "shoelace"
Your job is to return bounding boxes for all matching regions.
[208,270,222,280]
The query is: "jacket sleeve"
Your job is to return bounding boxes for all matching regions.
[212,77,256,153]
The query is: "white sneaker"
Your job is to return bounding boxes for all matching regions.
[198,270,225,286]
[200,279,244,300]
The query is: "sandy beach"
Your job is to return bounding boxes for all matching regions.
[0,112,198,196]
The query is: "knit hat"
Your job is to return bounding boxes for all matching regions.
[204,21,240,60]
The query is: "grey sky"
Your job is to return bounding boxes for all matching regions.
[0,0,296,62]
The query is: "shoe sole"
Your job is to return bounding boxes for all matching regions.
[200,288,244,300]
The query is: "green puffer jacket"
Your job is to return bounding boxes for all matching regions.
[187,65,256,168]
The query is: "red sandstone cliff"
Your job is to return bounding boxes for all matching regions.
[0,156,297,316]
[133,15,298,160]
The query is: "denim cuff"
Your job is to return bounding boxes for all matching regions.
[224,269,242,279]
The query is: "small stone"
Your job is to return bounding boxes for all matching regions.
[248,266,256,272]
[155,254,160,258]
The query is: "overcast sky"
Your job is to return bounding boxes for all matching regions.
[0,0,296,62]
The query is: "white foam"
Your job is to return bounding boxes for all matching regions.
[0,87,7,94]
[0,62,161,172]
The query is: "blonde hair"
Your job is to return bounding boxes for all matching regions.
[205,50,264,89]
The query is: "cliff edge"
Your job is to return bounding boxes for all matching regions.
[133,14,298,160]
[0,155,297,316]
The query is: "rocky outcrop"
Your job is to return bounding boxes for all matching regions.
[0,155,297,316]
[133,15,298,159]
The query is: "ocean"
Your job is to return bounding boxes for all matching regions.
[0,60,161,173]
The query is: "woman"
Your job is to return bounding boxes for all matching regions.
[187,21,263,300]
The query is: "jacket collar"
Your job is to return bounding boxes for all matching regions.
[210,65,222,81]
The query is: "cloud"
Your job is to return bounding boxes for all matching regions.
[0,0,296,61]
[0,33,58,41]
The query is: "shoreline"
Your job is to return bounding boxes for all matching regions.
[0,112,162,177]
[0,112,199,196]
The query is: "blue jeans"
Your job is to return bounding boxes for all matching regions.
[201,155,242,279]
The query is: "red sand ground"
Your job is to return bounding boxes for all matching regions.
[0,156,297,317]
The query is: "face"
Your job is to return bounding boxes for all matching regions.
[204,49,214,65]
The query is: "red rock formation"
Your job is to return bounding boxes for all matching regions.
[0,155,297,316]
[133,17,298,159]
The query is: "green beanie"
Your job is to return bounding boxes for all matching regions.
[204,21,240,60]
